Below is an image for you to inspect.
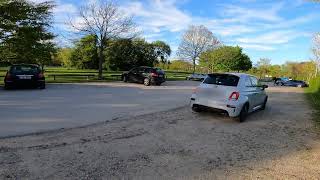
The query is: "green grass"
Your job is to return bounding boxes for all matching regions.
[0,66,192,85]
[305,76,320,127]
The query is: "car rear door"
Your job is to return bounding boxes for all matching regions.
[242,76,258,110]
[128,68,138,82]
[249,76,265,107]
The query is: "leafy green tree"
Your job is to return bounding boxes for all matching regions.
[152,40,171,68]
[168,60,193,72]
[0,0,56,69]
[106,39,157,71]
[54,48,73,67]
[199,46,252,72]
[256,58,271,78]
[70,35,98,69]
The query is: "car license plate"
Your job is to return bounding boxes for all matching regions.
[19,75,32,80]
[159,75,163,78]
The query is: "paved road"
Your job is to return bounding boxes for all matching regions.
[0,81,200,137]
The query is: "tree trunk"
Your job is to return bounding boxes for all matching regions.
[98,46,104,80]
[192,58,196,74]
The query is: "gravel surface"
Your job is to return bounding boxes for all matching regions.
[0,86,319,179]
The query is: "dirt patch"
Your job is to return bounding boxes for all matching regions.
[0,87,319,179]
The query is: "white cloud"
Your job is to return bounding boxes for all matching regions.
[238,44,275,51]
[235,30,309,45]
[219,2,284,23]
[124,0,192,33]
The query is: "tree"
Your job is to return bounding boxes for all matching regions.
[177,25,220,74]
[152,41,171,68]
[106,39,157,71]
[55,48,73,67]
[312,33,320,75]
[73,0,136,79]
[0,0,56,69]
[70,35,99,69]
[256,58,271,78]
[199,46,252,73]
[168,60,193,72]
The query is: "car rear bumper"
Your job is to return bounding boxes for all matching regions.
[190,95,243,117]
[5,79,45,87]
[151,77,165,84]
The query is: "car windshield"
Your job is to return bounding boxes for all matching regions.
[10,65,40,74]
[203,74,239,86]
[281,78,289,82]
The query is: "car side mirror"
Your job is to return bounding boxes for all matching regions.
[262,85,268,89]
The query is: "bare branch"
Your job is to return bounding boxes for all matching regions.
[177,25,221,73]
[69,0,137,79]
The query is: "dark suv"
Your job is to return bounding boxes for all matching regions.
[4,64,45,89]
[122,66,165,86]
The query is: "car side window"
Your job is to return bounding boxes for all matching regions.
[250,77,258,87]
[130,68,138,73]
[145,68,152,73]
[138,68,145,73]
[245,77,252,87]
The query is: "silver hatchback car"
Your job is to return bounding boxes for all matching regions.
[190,73,268,122]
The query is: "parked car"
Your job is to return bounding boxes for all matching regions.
[283,80,309,88]
[190,73,268,122]
[121,66,165,86]
[186,73,207,81]
[275,77,290,86]
[4,64,45,89]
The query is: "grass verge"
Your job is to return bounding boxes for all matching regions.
[305,76,320,127]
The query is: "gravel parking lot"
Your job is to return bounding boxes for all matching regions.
[0,82,319,179]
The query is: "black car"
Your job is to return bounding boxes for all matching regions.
[122,66,165,86]
[283,80,309,88]
[4,64,45,89]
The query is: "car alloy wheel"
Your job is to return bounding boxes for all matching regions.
[144,78,150,86]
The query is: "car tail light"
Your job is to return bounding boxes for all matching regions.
[38,73,44,78]
[5,73,12,81]
[151,72,158,77]
[229,92,240,101]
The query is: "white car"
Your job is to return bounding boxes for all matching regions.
[186,73,207,81]
[190,73,268,122]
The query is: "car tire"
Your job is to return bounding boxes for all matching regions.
[39,83,46,89]
[192,105,202,112]
[261,97,268,110]
[144,78,150,86]
[237,104,248,123]
[123,76,128,82]
[4,84,11,90]
[297,84,302,88]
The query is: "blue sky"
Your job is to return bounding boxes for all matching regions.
[32,0,320,65]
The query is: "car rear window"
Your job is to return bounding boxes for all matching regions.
[203,74,239,87]
[10,65,40,74]
[148,68,164,74]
